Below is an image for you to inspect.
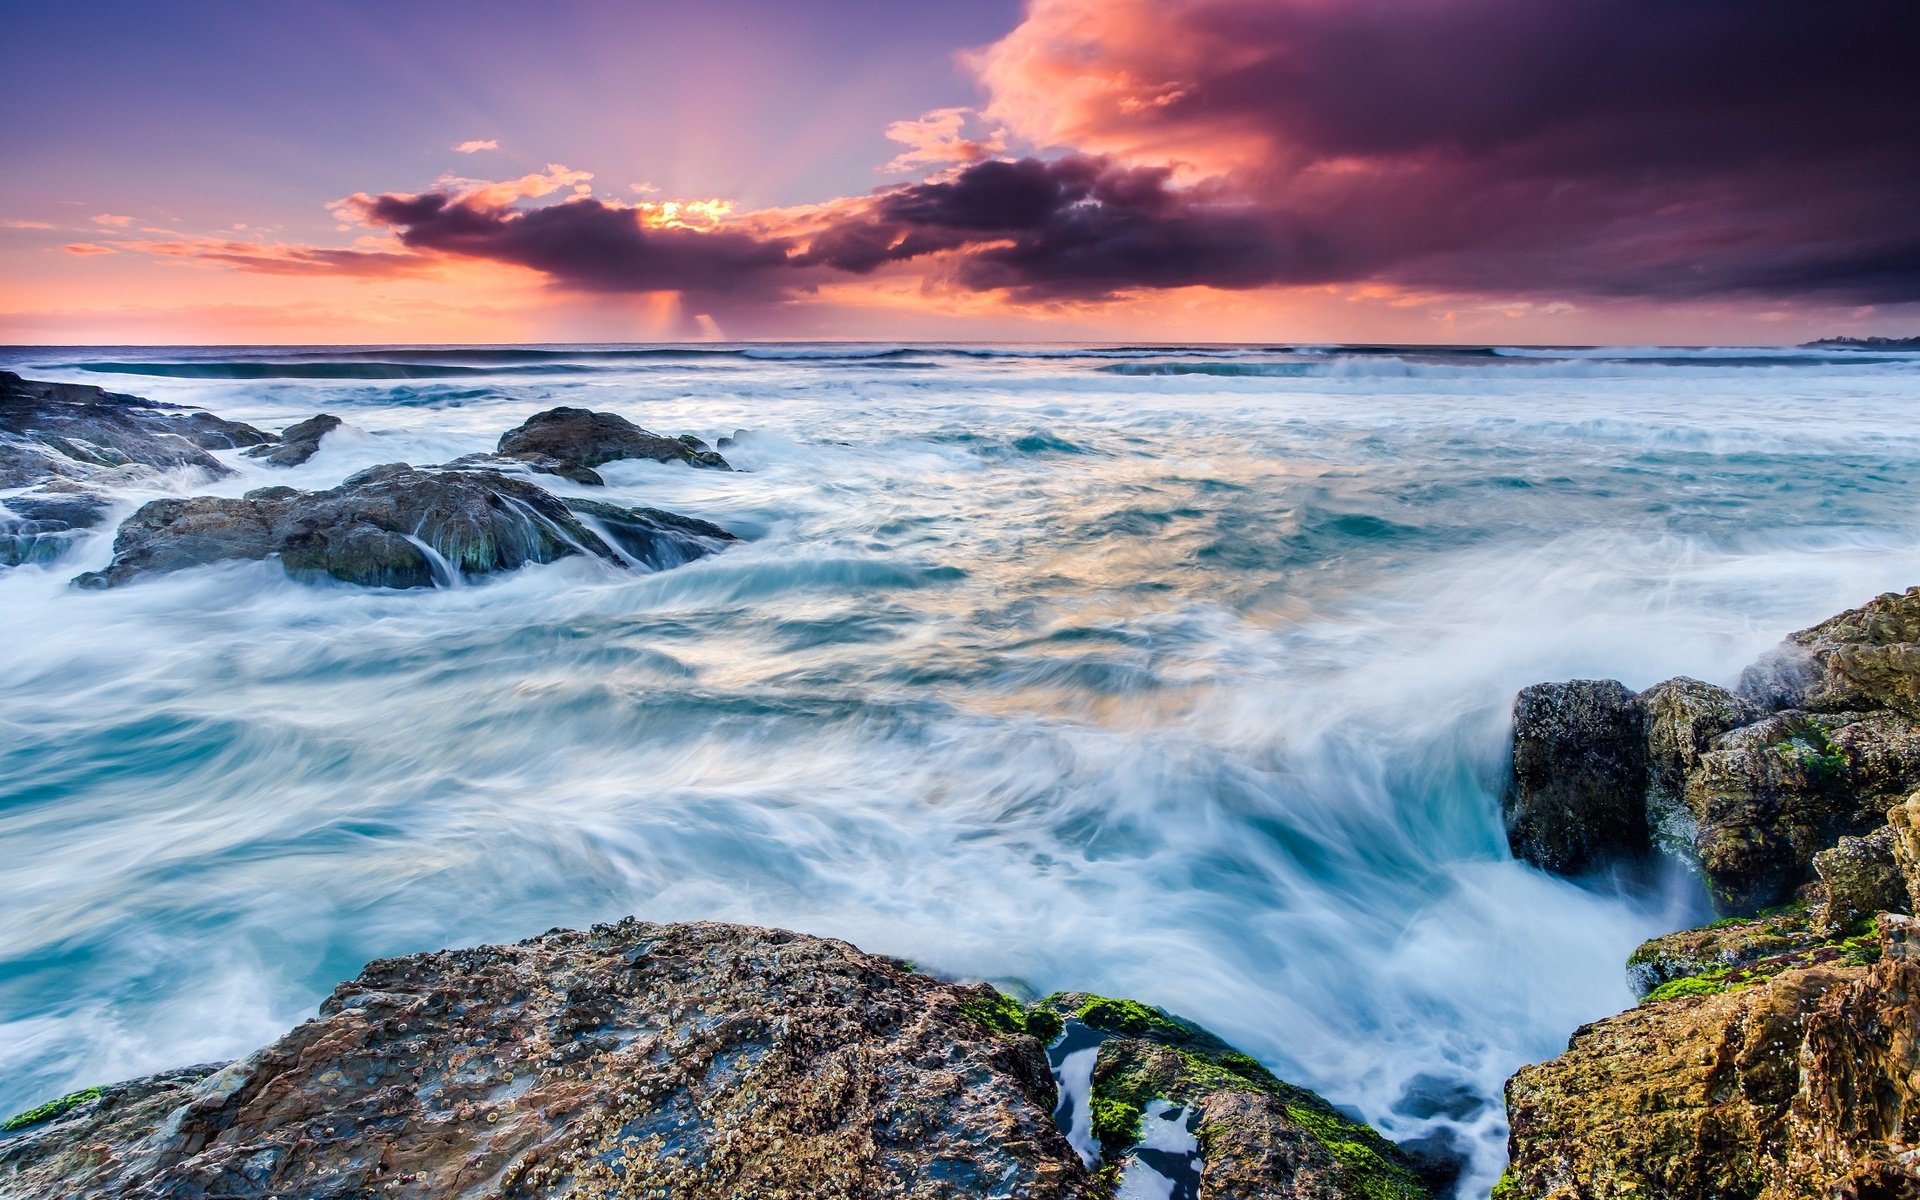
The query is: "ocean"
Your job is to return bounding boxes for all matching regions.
[5,341,1920,1194]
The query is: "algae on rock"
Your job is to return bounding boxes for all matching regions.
[1504,915,1920,1200]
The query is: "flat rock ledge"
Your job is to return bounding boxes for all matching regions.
[0,921,1431,1200]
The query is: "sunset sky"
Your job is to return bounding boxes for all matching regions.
[4,0,1916,345]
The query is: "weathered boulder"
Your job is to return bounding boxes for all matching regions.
[497,407,731,484]
[244,413,341,466]
[1814,826,1909,931]
[1504,680,1650,874]
[0,922,1416,1200]
[1886,791,1920,914]
[1508,591,1920,913]
[1502,914,1920,1200]
[1638,677,1762,863]
[1685,710,1920,914]
[72,464,736,589]
[0,370,270,488]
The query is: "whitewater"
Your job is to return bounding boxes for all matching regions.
[5,341,1920,1195]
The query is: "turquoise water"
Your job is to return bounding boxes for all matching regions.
[5,342,1920,1193]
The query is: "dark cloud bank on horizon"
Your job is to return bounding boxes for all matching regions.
[356,0,1920,305]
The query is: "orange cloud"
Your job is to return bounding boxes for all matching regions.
[63,243,115,256]
[882,108,1006,174]
[453,139,500,153]
[123,235,424,277]
[91,214,137,228]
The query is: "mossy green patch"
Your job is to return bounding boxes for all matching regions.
[1089,1094,1144,1151]
[1076,995,1190,1040]
[957,985,1065,1043]
[1284,1102,1429,1200]
[1490,1167,1519,1200]
[2,1086,105,1132]
[1644,975,1729,1003]
[1779,725,1847,777]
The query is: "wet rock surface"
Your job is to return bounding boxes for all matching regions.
[1503,680,1650,874]
[0,485,113,567]
[497,407,731,483]
[0,370,269,489]
[1504,915,1920,1200]
[1031,992,1434,1200]
[0,923,1413,1200]
[73,464,736,589]
[244,413,341,466]
[1508,589,1920,915]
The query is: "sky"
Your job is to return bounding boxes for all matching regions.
[3,0,1916,345]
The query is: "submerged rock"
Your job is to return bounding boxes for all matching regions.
[244,413,341,466]
[1504,914,1920,1200]
[497,407,731,484]
[1031,991,1434,1200]
[0,485,113,567]
[1504,680,1650,874]
[0,370,269,489]
[0,922,1415,1200]
[72,464,736,589]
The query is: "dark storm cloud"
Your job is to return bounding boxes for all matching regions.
[354,192,800,296]
[332,0,1920,305]
[981,0,1920,302]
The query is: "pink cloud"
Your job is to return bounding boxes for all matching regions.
[882,108,1006,174]
[453,139,500,154]
[63,243,115,256]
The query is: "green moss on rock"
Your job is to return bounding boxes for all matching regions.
[3,1086,105,1132]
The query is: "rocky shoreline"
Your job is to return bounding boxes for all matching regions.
[0,371,739,585]
[1496,586,1920,1199]
[0,921,1440,1200]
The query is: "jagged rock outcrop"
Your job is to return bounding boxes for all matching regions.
[1508,589,1920,914]
[496,407,731,484]
[1502,914,1920,1200]
[0,922,1420,1200]
[0,370,271,489]
[72,463,736,589]
[244,413,341,466]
